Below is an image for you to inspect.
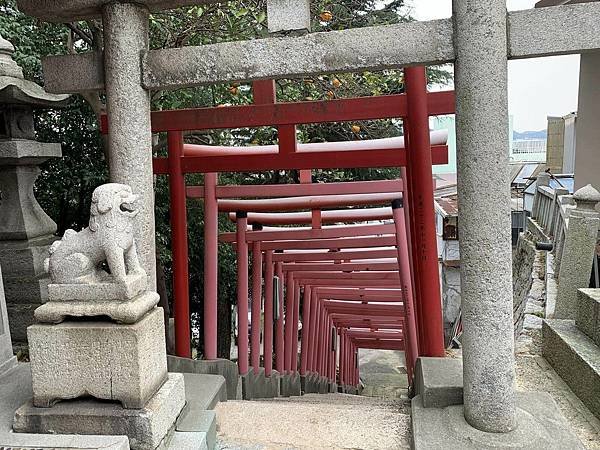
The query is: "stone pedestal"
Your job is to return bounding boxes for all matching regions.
[28,308,167,408]
[0,265,17,376]
[14,373,185,450]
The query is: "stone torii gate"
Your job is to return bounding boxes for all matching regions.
[16,0,597,445]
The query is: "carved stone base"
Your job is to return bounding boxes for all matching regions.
[28,307,167,408]
[13,373,186,450]
[35,290,159,324]
[48,273,148,302]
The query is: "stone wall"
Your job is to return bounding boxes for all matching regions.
[512,223,547,338]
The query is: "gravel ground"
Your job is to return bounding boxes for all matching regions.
[215,393,411,449]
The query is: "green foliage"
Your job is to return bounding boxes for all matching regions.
[0,0,452,358]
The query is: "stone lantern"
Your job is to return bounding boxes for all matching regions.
[0,34,69,347]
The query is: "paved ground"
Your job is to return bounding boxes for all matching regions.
[215,393,411,449]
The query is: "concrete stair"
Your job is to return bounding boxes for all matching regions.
[543,288,600,420]
[166,373,227,450]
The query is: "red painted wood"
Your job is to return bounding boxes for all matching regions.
[167,131,191,358]
[100,91,455,133]
[152,146,448,174]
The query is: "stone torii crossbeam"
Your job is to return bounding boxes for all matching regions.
[15,0,594,447]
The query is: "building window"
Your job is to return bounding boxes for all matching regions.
[443,216,458,241]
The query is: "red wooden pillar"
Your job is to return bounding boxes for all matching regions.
[284,271,294,373]
[392,199,420,383]
[292,283,300,373]
[300,286,312,375]
[236,212,249,375]
[404,66,445,357]
[264,250,274,376]
[251,234,263,374]
[275,260,285,372]
[167,131,191,358]
[203,172,218,360]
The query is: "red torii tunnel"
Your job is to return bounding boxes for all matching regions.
[102,66,454,391]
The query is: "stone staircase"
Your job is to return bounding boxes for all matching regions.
[543,288,600,421]
[214,393,412,449]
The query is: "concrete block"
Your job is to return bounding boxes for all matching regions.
[163,431,208,450]
[28,308,167,408]
[13,373,186,450]
[182,372,226,410]
[301,372,320,393]
[280,372,301,397]
[34,290,159,324]
[543,319,600,419]
[241,368,280,399]
[176,409,215,449]
[414,357,463,408]
[576,288,600,346]
[411,391,584,449]
[168,355,240,400]
[318,377,329,394]
[267,0,310,34]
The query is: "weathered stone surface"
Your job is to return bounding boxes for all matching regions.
[13,372,185,450]
[28,308,167,408]
[102,4,156,288]
[412,391,584,449]
[0,165,58,240]
[554,191,599,319]
[453,0,516,433]
[0,363,130,449]
[280,372,302,397]
[241,368,280,399]
[181,372,227,411]
[168,355,240,400]
[40,4,600,94]
[48,272,148,302]
[509,2,600,59]
[142,19,454,90]
[0,139,62,163]
[163,430,208,450]
[43,51,105,94]
[47,183,146,285]
[0,265,17,376]
[35,291,159,324]
[576,288,600,347]
[267,0,310,34]
[543,319,600,420]
[414,357,463,408]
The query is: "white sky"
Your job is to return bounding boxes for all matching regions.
[408,0,580,132]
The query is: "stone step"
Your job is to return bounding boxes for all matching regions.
[542,319,600,420]
[576,288,600,346]
[168,356,241,400]
[414,357,463,408]
[172,373,226,450]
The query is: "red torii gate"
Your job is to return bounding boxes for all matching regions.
[101,66,453,388]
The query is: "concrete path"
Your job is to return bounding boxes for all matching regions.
[215,393,411,449]
[359,349,408,399]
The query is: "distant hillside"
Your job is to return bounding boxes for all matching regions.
[513,130,547,140]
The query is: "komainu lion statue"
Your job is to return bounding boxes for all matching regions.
[45,183,146,284]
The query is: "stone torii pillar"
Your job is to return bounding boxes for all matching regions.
[102,2,156,288]
[453,0,516,432]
